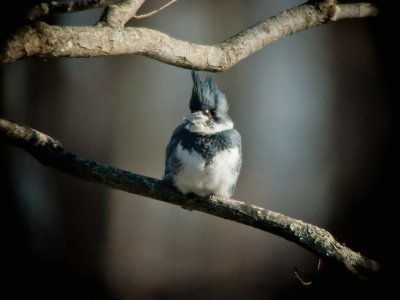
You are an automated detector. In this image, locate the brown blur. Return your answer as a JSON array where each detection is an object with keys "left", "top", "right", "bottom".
[{"left": 1, "top": 1, "right": 394, "bottom": 299}]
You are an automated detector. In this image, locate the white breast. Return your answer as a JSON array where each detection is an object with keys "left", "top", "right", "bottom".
[{"left": 173, "top": 142, "right": 240, "bottom": 197}]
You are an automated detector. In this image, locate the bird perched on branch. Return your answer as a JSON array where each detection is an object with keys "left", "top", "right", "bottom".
[{"left": 163, "top": 71, "right": 242, "bottom": 198}]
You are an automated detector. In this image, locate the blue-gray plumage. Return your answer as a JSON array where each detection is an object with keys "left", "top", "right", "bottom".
[{"left": 163, "top": 71, "right": 242, "bottom": 198}]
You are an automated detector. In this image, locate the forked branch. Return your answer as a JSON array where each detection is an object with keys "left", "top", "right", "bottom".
[{"left": 1, "top": 2, "right": 378, "bottom": 69}]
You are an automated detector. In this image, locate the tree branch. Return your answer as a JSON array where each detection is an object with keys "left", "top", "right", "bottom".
[
  {"left": 27, "top": 0, "right": 121, "bottom": 21},
  {"left": 0, "top": 118, "right": 381, "bottom": 278},
  {"left": 0, "top": 2, "right": 378, "bottom": 69}
]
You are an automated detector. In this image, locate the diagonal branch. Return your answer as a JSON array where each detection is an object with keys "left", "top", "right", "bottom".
[
  {"left": 0, "top": 118, "right": 381, "bottom": 278},
  {"left": 1, "top": 2, "right": 378, "bottom": 69}
]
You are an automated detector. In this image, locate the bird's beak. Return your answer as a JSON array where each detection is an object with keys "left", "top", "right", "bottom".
[{"left": 183, "top": 111, "right": 209, "bottom": 124}]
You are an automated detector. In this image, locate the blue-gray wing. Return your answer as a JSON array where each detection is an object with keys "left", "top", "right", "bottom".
[
  {"left": 163, "top": 123, "right": 186, "bottom": 183},
  {"left": 225, "top": 129, "right": 242, "bottom": 196}
]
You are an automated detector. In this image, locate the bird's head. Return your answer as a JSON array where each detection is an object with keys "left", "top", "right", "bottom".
[{"left": 184, "top": 71, "right": 233, "bottom": 135}]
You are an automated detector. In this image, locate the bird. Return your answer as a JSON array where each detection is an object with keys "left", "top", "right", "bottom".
[{"left": 163, "top": 71, "right": 242, "bottom": 198}]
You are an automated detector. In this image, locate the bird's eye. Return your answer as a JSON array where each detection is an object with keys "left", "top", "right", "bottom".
[{"left": 210, "top": 109, "right": 216, "bottom": 116}]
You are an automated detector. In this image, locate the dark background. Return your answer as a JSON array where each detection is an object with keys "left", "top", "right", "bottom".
[{"left": 1, "top": 1, "right": 395, "bottom": 299}]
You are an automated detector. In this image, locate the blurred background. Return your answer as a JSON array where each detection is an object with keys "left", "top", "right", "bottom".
[{"left": 1, "top": 0, "right": 395, "bottom": 299}]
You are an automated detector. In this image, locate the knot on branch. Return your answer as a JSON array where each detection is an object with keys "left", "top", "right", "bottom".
[{"left": 317, "top": 0, "right": 339, "bottom": 21}]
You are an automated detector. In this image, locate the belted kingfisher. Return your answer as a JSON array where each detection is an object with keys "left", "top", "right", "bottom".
[{"left": 163, "top": 71, "right": 242, "bottom": 198}]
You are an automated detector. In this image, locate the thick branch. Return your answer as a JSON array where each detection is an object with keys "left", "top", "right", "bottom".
[
  {"left": 0, "top": 118, "right": 381, "bottom": 277},
  {"left": 1, "top": 2, "right": 378, "bottom": 70}
]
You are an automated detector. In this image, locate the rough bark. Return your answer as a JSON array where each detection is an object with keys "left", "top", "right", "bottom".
[
  {"left": 1, "top": 2, "right": 378, "bottom": 70},
  {"left": 0, "top": 118, "right": 381, "bottom": 278}
]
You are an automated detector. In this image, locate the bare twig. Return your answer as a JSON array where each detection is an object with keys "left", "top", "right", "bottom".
[
  {"left": 134, "top": 0, "right": 177, "bottom": 19},
  {"left": 98, "top": 0, "right": 147, "bottom": 28},
  {"left": 294, "top": 268, "right": 313, "bottom": 286},
  {"left": 0, "top": 118, "right": 381, "bottom": 278},
  {"left": 1, "top": 2, "right": 378, "bottom": 68},
  {"left": 317, "top": 258, "right": 322, "bottom": 271},
  {"left": 293, "top": 257, "right": 323, "bottom": 285},
  {"left": 27, "top": 0, "right": 121, "bottom": 21}
]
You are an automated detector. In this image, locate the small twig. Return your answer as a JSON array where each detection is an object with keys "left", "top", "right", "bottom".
[
  {"left": 293, "top": 257, "right": 323, "bottom": 285},
  {"left": 294, "top": 268, "right": 313, "bottom": 286},
  {"left": 134, "top": 0, "right": 177, "bottom": 19},
  {"left": 27, "top": 0, "right": 121, "bottom": 21}
]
